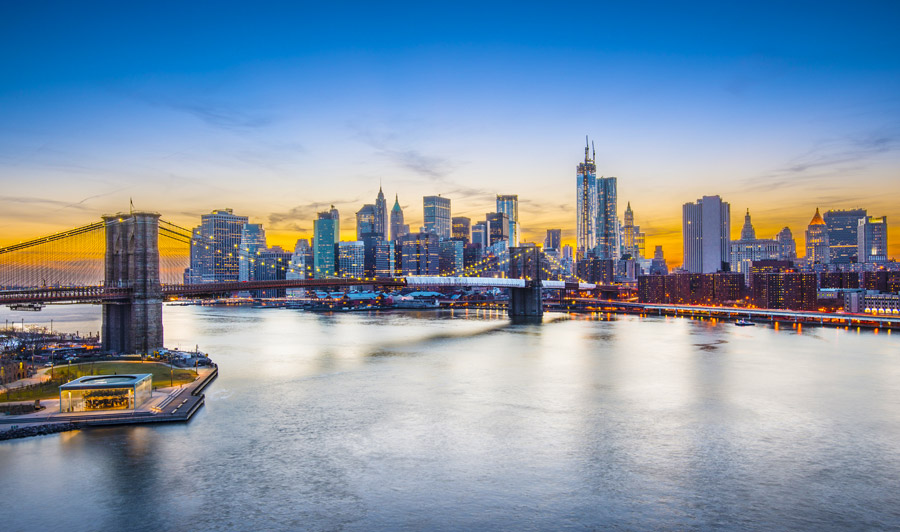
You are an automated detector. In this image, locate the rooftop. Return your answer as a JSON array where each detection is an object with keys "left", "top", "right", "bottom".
[{"left": 60, "top": 374, "right": 152, "bottom": 390}]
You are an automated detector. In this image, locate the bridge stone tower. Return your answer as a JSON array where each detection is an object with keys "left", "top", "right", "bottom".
[
  {"left": 508, "top": 246, "right": 543, "bottom": 318},
  {"left": 101, "top": 212, "right": 164, "bottom": 354}
]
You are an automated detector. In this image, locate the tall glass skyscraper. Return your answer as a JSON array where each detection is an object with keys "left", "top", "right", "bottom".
[
  {"left": 576, "top": 138, "right": 597, "bottom": 259},
  {"left": 356, "top": 204, "right": 376, "bottom": 240},
  {"left": 496, "top": 195, "right": 519, "bottom": 246},
  {"left": 824, "top": 208, "right": 866, "bottom": 264},
  {"left": 238, "top": 223, "right": 267, "bottom": 282},
  {"left": 597, "top": 176, "right": 618, "bottom": 259},
  {"left": 858, "top": 216, "right": 888, "bottom": 263},
  {"left": 313, "top": 206, "right": 339, "bottom": 278},
  {"left": 682, "top": 195, "right": 731, "bottom": 273},
  {"left": 423, "top": 195, "right": 451, "bottom": 239}
]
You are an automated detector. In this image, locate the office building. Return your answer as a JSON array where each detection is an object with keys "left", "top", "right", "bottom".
[
  {"left": 730, "top": 210, "right": 782, "bottom": 280},
  {"left": 805, "top": 208, "right": 829, "bottom": 265},
  {"left": 485, "top": 212, "right": 510, "bottom": 246},
  {"left": 400, "top": 232, "right": 440, "bottom": 275},
  {"left": 313, "top": 206, "right": 340, "bottom": 278},
  {"left": 356, "top": 204, "right": 376, "bottom": 240},
  {"left": 238, "top": 223, "right": 267, "bottom": 282},
  {"left": 650, "top": 246, "right": 668, "bottom": 275},
  {"left": 423, "top": 196, "right": 451, "bottom": 239},
  {"left": 188, "top": 208, "right": 249, "bottom": 283},
  {"left": 251, "top": 246, "right": 293, "bottom": 297},
  {"left": 390, "top": 194, "right": 409, "bottom": 242},
  {"left": 682, "top": 195, "right": 731, "bottom": 273},
  {"left": 620, "top": 202, "right": 644, "bottom": 259},
  {"left": 439, "top": 240, "right": 464, "bottom": 275},
  {"left": 576, "top": 137, "right": 598, "bottom": 259},
  {"left": 544, "top": 229, "right": 561, "bottom": 252},
  {"left": 452, "top": 217, "right": 471, "bottom": 244},
  {"left": 374, "top": 186, "right": 388, "bottom": 238},
  {"left": 472, "top": 222, "right": 488, "bottom": 247},
  {"left": 336, "top": 241, "right": 365, "bottom": 278},
  {"left": 824, "top": 208, "right": 866, "bottom": 263},
  {"left": 496, "top": 195, "right": 519, "bottom": 246},
  {"left": 858, "top": 216, "right": 888, "bottom": 263},
  {"left": 775, "top": 227, "right": 797, "bottom": 261},
  {"left": 286, "top": 239, "right": 313, "bottom": 282},
  {"left": 597, "top": 176, "right": 618, "bottom": 259}
]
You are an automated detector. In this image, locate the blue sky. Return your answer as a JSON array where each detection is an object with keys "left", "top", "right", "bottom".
[{"left": 2, "top": 1, "right": 899, "bottom": 261}]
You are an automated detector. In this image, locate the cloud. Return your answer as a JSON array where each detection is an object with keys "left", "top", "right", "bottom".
[
  {"left": 267, "top": 199, "right": 359, "bottom": 229},
  {"left": 348, "top": 120, "right": 458, "bottom": 182},
  {"left": 130, "top": 90, "right": 274, "bottom": 132},
  {"left": 750, "top": 128, "right": 900, "bottom": 189}
]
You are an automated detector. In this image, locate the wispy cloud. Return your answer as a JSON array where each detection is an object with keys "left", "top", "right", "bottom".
[
  {"left": 267, "top": 199, "right": 359, "bottom": 230},
  {"left": 348, "top": 120, "right": 459, "bottom": 182},
  {"left": 749, "top": 128, "right": 900, "bottom": 190}
]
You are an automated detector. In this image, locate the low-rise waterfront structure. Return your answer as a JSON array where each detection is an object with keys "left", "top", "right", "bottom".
[{"left": 60, "top": 374, "right": 152, "bottom": 413}]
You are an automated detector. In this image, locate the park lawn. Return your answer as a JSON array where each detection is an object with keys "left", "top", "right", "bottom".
[{"left": 1, "top": 361, "right": 197, "bottom": 403}]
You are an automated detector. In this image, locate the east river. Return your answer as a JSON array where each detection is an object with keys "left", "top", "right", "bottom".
[{"left": 1, "top": 305, "right": 899, "bottom": 531}]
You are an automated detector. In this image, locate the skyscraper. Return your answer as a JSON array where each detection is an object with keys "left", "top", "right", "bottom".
[
  {"left": 390, "top": 194, "right": 409, "bottom": 242},
  {"left": 544, "top": 229, "right": 561, "bottom": 251},
  {"left": 356, "top": 204, "right": 376, "bottom": 240},
  {"left": 451, "top": 217, "right": 471, "bottom": 244},
  {"left": 313, "top": 206, "right": 339, "bottom": 278},
  {"left": 858, "top": 216, "right": 888, "bottom": 263},
  {"left": 740, "top": 209, "right": 756, "bottom": 240},
  {"left": 576, "top": 137, "right": 598, "bottom": 259},
  {"left": 824, "top": 208, "right": 867, "bottom": 263},
  {"left": 423, "top": 195, "right": 451, "bottom": 239},
  {"left": 682, "top": 195, "right": 731, "bottom": 273},
  {"left": 597, "top": 176, "right": 618, "bottom": 259},
  {"left": 238, "top": 223, "right": 267, "bottom": 282},
  {"left": 805, "top": 208, "right": 829, "bottom": 265},
  {"left": 287, "top": 239, "right": 313, "bottom": 281},
  {"left": 496, "top": 195, "right": 519, "bottom": 247},
  {"left": 251, "top": 246, "right": 293, "bottom": 298},
  {"left": 776, "top": 227, "right": 797, "bottom": 261},
  {"left": 485, "top": 212, "right": 510, "bottom": 246},
  {"left": 472, "top": 221, "right": 488, "bottom": 247},
  {"left": 336, "top": 241, "right": 365, "bottom": 278},
  {"left": 189, "top": 208, "right": 249, "bottom": 282},
  {"left": 729, "top": 209, "right": 781, "bottom": 279},
  {"left": 621, "top": 202, "right": 640, "bottom": 258},
  {"left": 400, "top": 232, "right": 440, "bottom": 275},
  {"left": 374, "top": 185, "right": 388, "bottom": 238}
]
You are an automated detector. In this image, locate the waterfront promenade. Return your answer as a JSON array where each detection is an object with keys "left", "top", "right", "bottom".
[{"left": 0, "top": 365, "right": 217, "bottom": 438}]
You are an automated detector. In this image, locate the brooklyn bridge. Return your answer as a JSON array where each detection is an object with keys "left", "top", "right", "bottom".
[{"left": 0, "top": 212, "right": 611, "bottom": 354}]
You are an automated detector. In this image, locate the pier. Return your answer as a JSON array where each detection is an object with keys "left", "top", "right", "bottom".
[{"left": 0, "top": 365, "right": 217, "bottom": 440}]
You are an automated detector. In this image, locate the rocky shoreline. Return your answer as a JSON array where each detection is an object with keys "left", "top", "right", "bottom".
[{"left": 0, "top": 422, "right": 83, "bottom": 441}]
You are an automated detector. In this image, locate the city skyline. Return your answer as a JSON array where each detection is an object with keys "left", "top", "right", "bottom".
[{"left": 1, "top": 3, "right": 899, "bottom": 265}]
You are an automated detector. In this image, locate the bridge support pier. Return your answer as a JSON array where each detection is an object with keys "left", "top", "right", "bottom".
[
  {"left": 509, "top": 284, "right": 543, "bottom": 318},
  {"left": 101, "top": 212, "right": 163, "bottom": 354},
  {"left": 508, "top": 246, "right": 543, "bottom": 320}
]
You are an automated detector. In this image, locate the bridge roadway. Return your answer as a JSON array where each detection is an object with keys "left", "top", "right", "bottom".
[
  {"left": 1, "top": 277, "right": 603, "bottom": 305},
  {"left": 558, "top": 298, "right": 900, "bottom": 326}
]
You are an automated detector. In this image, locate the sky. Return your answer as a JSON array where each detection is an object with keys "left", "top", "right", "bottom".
[{"left": 1, "top": 1, "right": 899, "bottom": 265}]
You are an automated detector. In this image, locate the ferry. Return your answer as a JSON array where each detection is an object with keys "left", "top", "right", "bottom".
[{"left": 735, "top": 319, "right": 755, "bottom": 327}]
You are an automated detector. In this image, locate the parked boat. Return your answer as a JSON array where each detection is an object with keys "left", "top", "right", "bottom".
[{"left": 735, "top": 319, "right": 755, "bottom": 326}]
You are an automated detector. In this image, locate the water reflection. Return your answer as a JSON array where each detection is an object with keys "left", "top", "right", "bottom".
[{"left": 1, "top": 306, "right": 899, "bottom": 531}]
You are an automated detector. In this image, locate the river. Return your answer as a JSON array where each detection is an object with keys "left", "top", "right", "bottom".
[{"left": 1, "top": 304, "right": 899, "bottom": 531}]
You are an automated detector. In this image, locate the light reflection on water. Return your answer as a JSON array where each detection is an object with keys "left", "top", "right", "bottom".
[{"left": 1, "top": 305, "right": 899, "bottom": 531}]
